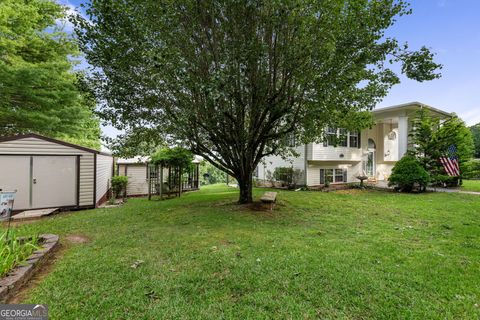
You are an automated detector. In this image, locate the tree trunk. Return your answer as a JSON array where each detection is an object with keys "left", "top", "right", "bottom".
[{"left": 237, "top": 173, "right": 253, "bottom": 204}]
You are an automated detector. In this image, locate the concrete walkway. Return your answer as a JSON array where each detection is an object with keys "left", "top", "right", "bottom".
[
  {"left": 11, "top": 208, "right": 59, "bottom": 220},
  {"left": 374, "top": 181, "right": 480, "bottom": 195},
  {"left": 426, "top": 187, "right": 480, "bottom": 195}
]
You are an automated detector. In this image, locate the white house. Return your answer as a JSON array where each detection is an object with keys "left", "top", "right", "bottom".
[
  {"left": 256, "top": 102, "right": 452, "bottom": 186},
  {"left": 0, "top": 133, "right": 114, "bottom": 211}
]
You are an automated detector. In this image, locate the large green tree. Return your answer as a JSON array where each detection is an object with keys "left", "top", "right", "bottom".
[
  {"left": 0, "top": 0, "right": 101, "bottom": 149},
  {"left": 471, "top": 123, "right": 480, "bottom": 158},
  {"left": 76, "top": 0, "right": 441, "bottom": 203},
  {"left": 409, "top": 109, "right": 474, "bottom": 185}
]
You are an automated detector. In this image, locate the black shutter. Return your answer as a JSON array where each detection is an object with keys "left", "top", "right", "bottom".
[
  {"left": 320, "top": 169, "right": 325, "bottom": 184},
  {"left": 358, "top": 131, "right": 362, "bottom": 149},
  {"left": 343, "top": 169, "right": 348, "bottom": 182}
]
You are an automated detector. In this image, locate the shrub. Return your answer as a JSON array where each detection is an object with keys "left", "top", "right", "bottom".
[
  {"left": 111, "top": 176, "right": 128, "bottom": 198},
  {"left": 273, "top": 167, "right": 304, "bottom": 188},
  {"left": 388, "top": 155, "right": 430, "bottom": 192},
  {"left": 463, "top": 159, "right": 480, "bottom": 179},
  {"left": 273, "top": 167, "right": 293, "bottom": 185}
]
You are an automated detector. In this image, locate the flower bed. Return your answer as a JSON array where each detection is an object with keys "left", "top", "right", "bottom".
[
  {"left": 0, "top": 231, "right": 39, "bottom": 278},
  {"left": 0, "top": 234, "right": 59, "bottom": 303}
]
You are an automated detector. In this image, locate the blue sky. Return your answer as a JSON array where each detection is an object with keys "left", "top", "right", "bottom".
[{"left": 59, "top": 0, "right": 480, "bottom": 138}]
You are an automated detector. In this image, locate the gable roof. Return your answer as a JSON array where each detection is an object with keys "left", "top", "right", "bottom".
[
  {"left": 0, "top": 133, "right": 111, "bottom": 156},
  {"left": 374, "top": 102, "right": 452, "bottom": 118}
]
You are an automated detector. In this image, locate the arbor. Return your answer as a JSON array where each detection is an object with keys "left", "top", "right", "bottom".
[
  {"left": 471, "top": 123, "right": 480, "bottom": 158},
  {"left": 409, "top": 109, "right": 474, "bottom": 185},
  {"left": 150, "top": 147, "right": 195, "bottom": 197},
  {"left": 0, "top": 0, "right": 100, "bottom": 149},
  {"left": 76, "top": 0, "right": 441, "bottom": 203}
]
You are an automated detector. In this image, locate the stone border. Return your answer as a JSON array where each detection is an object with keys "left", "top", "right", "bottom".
[{"left": 0, "top": 234, "right": 59, "bottom": 303}]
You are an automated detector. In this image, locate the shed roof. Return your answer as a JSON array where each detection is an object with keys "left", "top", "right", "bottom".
[
  {"left": 117, "top": 156, "right": 150, "bottom": 164},
  {"left": 0, "top": 133, "right": 112, "bottom": 156}
]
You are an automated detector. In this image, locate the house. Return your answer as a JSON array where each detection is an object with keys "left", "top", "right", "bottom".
[
  {"left": 0, "top": 133, "right": 114, "bottom": 211},
  {"left": 117, "top": 156, "right": 201, "bottom": 197},
  {"left": 256, "top": 102, "right": 452, "bottom": 186}
]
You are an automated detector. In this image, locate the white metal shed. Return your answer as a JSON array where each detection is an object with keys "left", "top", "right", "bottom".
[{"left": 0, "top": 134, "right": 114, "bottom": 211}]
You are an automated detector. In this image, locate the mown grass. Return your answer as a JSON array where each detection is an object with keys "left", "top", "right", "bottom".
[
  {"left": 3, "top": 185, "right": 480, "bottom": 319},
  {"left": 0, "top": 230, "right": 39, "bottom": 277},
  {"left": 462, "top": 179, "right": 480, "bottom": 192}
]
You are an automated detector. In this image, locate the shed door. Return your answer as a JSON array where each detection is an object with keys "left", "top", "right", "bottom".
[
  {"left": 0, "top": 156, "right": 31, "bottom": 210},
  {"left": 32, "top": 156, "right": 77, "bottom": 208}
]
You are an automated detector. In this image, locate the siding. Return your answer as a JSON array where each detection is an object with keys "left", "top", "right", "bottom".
[
  {"left": 309, "top": 144, "right": 362, "bottom": 162},
  {"left": 257, "top": 145, "right": 306, "bottom": 185},
  {"left": 96, "top": 154, "right": 113, "bottom": 204},
  {"left": 307, "top": 161, "right": 362, "bottom": 186},
  {"left": 0, "top": 137, "right": 95, "bottom": 207},
  {"left": 119, "top": 164, "right": 149, "bottom": 196}
]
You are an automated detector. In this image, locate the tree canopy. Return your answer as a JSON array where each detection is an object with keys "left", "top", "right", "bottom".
[
  {"left": 409, "top": 109, "right": 474, "bottom": 185},
  {"left": 76, "top": 0, "right": 441, "bottom": 202},
  {"left": 471, "top": 123, "right": 480, "bottom": 158},
  {"left": 0, "top": 0, "right": 101, "bottom": 149},
  {"left": 151, "top": 147, "right": 194, "bottom": 170}
]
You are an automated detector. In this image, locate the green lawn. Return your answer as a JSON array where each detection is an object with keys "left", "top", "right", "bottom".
[
  {"left": 462, "top": 180, "right": 480, "bottom": 192},
  {"left": 4, "top": 185, "right": 480, "bottom": 319}
]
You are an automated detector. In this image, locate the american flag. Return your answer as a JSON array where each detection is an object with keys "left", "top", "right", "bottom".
[{"left": 440, "top": 145, "right": 460, "bottom": 176}]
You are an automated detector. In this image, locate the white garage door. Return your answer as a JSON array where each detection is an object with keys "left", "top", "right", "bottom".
[
  {"left": 0, "top": 155, "right": 77, "bottom": 210},
  {"left": 0, "top": 156, "right": 31, "bottom": 210}
]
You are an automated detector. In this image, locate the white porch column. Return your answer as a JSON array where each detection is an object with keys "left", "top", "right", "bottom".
[{"left": 398, "top": 116, "right": 409, "bottom": 158}]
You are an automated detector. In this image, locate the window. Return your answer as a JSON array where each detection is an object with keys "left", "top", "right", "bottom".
[
  {"left": 325, "top": 169, "right": 334, "bottom": 183},
  {"left": 325, "top": 127, "right": 337, "bottom": 147},
  {"left": 338, "top": 128, "right": 348, "bottom": 147},
  {"left": 320, "top": 168, "right": 348, "bottom": 184},
  {"left": 324, "top": 128, "right": 359, "bottom": 148},
  {"left": 349, "top": 131, "right": 359, "bottom": 148},
  {"left": 335, "top": 169, "right": 344, "bottom": 182}
]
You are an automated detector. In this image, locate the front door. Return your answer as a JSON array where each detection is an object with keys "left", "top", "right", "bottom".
[
  {"left": 366, "top": 151, "right": 375, "bottom": 177},
  {"left": 365, "top": 138, "right": 376, "bottom": 178}
]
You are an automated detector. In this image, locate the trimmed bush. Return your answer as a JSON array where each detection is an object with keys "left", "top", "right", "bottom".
[
  {"left": 388, "top": 155, "right": 430, "bottom": 192},
  {"left": 111, "top": 176, "right": 128, "bottom": 198}
]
